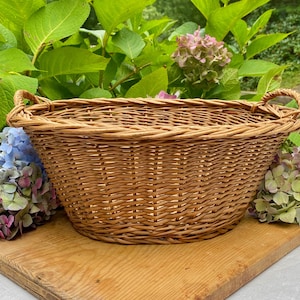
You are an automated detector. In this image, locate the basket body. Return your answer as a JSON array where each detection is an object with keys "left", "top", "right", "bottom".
[{"left": 7, "top": 90, "right": 300, "bottom": 244}]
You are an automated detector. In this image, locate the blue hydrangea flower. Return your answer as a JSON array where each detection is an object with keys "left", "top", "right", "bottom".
[{"left": 0, "top": 127, "right": 44, "bottom": 172}]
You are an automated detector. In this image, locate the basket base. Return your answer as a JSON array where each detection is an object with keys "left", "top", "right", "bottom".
[{"left": 69, "top": 219, "right": 241, "bottom": 245}]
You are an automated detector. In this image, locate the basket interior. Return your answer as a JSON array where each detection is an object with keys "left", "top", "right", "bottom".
[{"left": 28, "top": 100, "right": 279, "bottom": 128}]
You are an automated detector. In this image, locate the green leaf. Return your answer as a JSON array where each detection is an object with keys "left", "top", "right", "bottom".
[
  {"left": 246, "top": 33, "right": 291, "bottom": 59},
  {"left": 255, "top": 65, "right": 286, "bottom": 98},
  {"left": 134, "top": 42, "right": 175, "bottom": 69},
  {"left": 248, "top": 9, "right": 273, "bottom": 41},
  {"left": 125, "top": 67, "right": 168, "bottom": 98},
  {"left": 285, "top": 100, "right": 298, "bottom": 109},
  {"left": 279, "top": 207, "right": 296, "bottom": 224},
  {"left": 80, "top": 88, "right": 112, "bottom": 99},
  {"left": 112, "top": 28, "right": 145, "bottom": 60},
  {"left": 93, "top": 0, "right": 155, "bottom": 36},
  {"left": 139, "top": 17, "right": 176, "bottom": 37},
  {"left": 288, "top": 132, "right": 300, "bottom": 147},
  {"left": 204, "top": 0, "right": 269, "bottom": 41},
  {"left": 248, "top": 65, "right": 286, "bottom": 101},
  {"left": 0, "top": 74, "right": 38, "bottom": 129},
  {"left": 0, "top": 48, "right": 37, "bottom": 73},
  {"left": 231, "top": 19, "right": 248, "bottom": 50},
  {"left": 168, "top": 22, "right": 199, "bottom": 41},
  {"left": 273, "top": 191, "right": 289, "bottom": 205},
  {"left": 24, "top": 0, "right": 90, "bottom": 56},
  {"left": 38, "top": 47, "right": 110, "bottom": 79},
  {"left": 207, "top": 68, "right": 240, "bottom": 100},
  {"left": 238, "top": 60, "right": 279, "bottom": 77},
  {"left": 0, "top": 0, "right": 45, "bottom": 49},
  {"left": 0, "top": 24, "right": 17, "bottom": 50},
  {"left": 80, "top": 28, "right": 106, "bottom": 47},
  {"left": 190, "top": 0, "right": 220, "bottom": 20},
  {"left": 38, "top": 77, "right": 74, "bottom": 100}
]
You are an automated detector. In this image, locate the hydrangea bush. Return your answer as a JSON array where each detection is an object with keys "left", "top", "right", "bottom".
[{"left": 0, "top": 127, "right": 59, "bottom": 240}]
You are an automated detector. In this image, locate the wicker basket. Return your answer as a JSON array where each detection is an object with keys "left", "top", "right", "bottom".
[{"left": 6, "top": 89, "right": 300, "bottom": 244}]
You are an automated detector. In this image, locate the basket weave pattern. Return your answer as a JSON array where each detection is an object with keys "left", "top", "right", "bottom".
[{"left": 7, "top": 89, "right": 300, "bottom": 244}]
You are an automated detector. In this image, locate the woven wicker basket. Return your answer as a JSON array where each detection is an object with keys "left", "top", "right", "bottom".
[{"left": 6, "top": 89, "right": 300, "bottom": 244}]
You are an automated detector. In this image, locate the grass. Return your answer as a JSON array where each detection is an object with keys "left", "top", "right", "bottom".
[{"left": 281, "top": 69, "right": 300, "bottom": 89}]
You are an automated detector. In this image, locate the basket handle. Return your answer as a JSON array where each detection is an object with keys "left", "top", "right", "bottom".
[
  {"left": 13, "top": 90, "right": 54, "bottom": 108},
  {"left": 6, "top": 90, "right": 55, "bottom": 126},
  {"left": 262, "top": 88, "right": 300, "bottom": 104},
  {"left": 261, "top": 89, "right": 300, "bottom": 117}
]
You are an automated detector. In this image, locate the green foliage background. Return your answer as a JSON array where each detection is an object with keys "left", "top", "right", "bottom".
[{"left": 154, "top": 0, "right": 300, "bottom": 89}]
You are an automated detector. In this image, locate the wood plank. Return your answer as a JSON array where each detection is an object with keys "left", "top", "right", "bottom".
[{"left": 1, "top": 210, "right": 300, "bottom": 300}]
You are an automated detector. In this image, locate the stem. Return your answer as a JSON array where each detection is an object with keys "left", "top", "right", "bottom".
[
  {"left": 109, "top": 63, "right": 151, "bottom": 92},
  {"left": 31, "top": 43, "right": 46, "bottom": 66},
  {"left": 98, "top": 32, "right": 109, "bottom": 87},
  {"left": 99, "top": 70, "right": 104, "bottom": 88}
]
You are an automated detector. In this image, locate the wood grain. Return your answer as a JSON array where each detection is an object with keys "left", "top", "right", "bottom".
[{"left": 1, "top": 210, "right": 300, "bottom": 300}]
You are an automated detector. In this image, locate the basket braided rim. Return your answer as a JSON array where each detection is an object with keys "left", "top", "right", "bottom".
[{"left": 6, "top": 88, "right": 300, "bottom": 140}]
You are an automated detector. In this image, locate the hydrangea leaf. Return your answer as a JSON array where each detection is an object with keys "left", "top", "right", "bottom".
[
  {"left": 125, "top": 67, "right": 168, "bottom": 98},
  {"left": 0, "top": 0, "right": 44, "bottom": 50},
  {"left": 38, "top": 47, "right": 110, "bottom": 79},
  {"left": 0, "top": 48, "right": 37, "bottom": 73},
  {"left": 246, "top": 33, "right": 291, "bottom": 60},
  {"left": 0, "top": 24, "right": 17, "bottom": 50},
  {"left": 93, "top": 0, "right": 155, "bottom": 36},
  {"left": 168, "top": 22, "right": 199, "bottom": 41},
  {"left": 24, "top": 0, "right": 90, "bottom": 56},
  {"left": 80, "top": 88, "right": 112, "bottom": 99},
  {"left": 112, "top": 28, "right": 145, "bottom": 60},
  {"left": 0, "top": 74, "right": 38, "bottom": 129}
]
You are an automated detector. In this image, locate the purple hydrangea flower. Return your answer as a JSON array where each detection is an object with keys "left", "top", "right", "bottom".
[{"left": 0, "top": 214, "right": 14, "bottom": 239}]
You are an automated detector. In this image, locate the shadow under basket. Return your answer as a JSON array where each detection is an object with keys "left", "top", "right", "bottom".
[{"left": 7, "top": 89, "right": 300, "bottom": 244}]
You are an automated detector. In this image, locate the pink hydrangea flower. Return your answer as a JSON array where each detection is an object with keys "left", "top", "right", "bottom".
[
  {"left": 172, "top": 28, "right": 232, "bottom": 91},
  {"left": 156, "top": 91, "right": 179, "bottom": 99}
]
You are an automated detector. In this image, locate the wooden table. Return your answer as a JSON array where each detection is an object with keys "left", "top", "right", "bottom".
[{"left": 1, "top": 210, "right": 300, "bottom": 300}]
